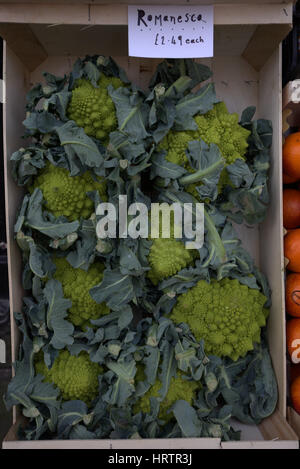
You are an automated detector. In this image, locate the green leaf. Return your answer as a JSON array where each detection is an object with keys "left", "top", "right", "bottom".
[
  {"left": 30, "top": 375, "right": 60, "bottom": 409},
  {"left": 90, "top": 269, "right": 134, "bottom": 311},
  {"left": 143, "top": 347, "right": 160, "bottom": 386},
  {"left": 56, "top": 121, "right": 104, "bottom": 175},
  {"left": 23, "top": 111, "right": 62, "bottom": 134},
  {"left": 174, "top": 341, "right": 197, "bottom": 373},
  {"left": 158, "top": 342, "right": 176, "bottom": 400},
  {"left": 175, "top": 83, "right": 218, "bottom": 128},
  {"left": 118, "top": 244, "right": 144, "bottom": 276},
  {"left": 149, "top": 59, "right": 212, "bottom": 90},
  {"left": 4, "top": 313, "right": 36, "bottom": 409},
  {"left": 83, "top": 61, "right": 100, "bottom": 87},
  {"left": 27, "top": 240, "right": 55, "bottom": 279},
  {"left": 26, "top": 83, "right": 44, "bottom": 111},
  {"left": 161, "top": 190, "right": 227, "bottom": 266},
  {"left": 25, "top": 189, "right": 80, "bottom": 239},
  {"left": 172, "top": 400, "right": 202, "bottom": 437},
  {"left": 117, "top": 305, "right": 133, "bottom": 330},
  {"left": 240, "top": 106, "right": 256, "bottom": 125},
  {"left": 109, "top": 86, "right": 150, "bottom": 142},
  {"left": 66, "top": 219, "right": 97, "bottom": 271},
  {"left": 69, "top": 425, "right": 96, "bottom": 440},
  {"left": 179, "top": 141, "right": 225, "bottom": 201},
  {"left": 57, "top": 401, "right": 89, "bottom": 438},
  {"left": 43, "top": 279, "right": 74, "bottom": 349},
  {"left": 105, "top": 360, "right": 136, "bottom": 406},
  {"left": 150, "top": 151, "right": 187, "bottom": 180},
  {"left": 226, "top": 159, "right": 255, "bottom": 188},
  {"left": 108, "top": 131, "right": 146, "bottom": 162},
  {"left": 11, "top": 146, "right": 46, "bottom": 186},
  {"left": 46, "top": 91, "right": 71, "bottom": 121}
]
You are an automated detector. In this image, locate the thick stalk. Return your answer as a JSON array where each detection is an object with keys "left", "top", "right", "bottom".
[
  {"left": 164, "top": 76, "right": 192, "bottom": 98},
  {"left": 163, "top": 190, "right": 227, "bottom": 265},
  {"left": 179, "top": 158, "right": 224, "bottom": 186},
  {"left": 179, "top": 59, "right": 186, "bottom": 77}
]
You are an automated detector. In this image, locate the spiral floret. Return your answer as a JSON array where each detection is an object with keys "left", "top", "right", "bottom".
[
  {"left": 134, "top": 368, "right": 198, "bottom": 422},
  {"left": 31, "top": 163, "right": 107, "bottom": 221},
  {"left": 67, "top": 75, "right": 123, "bottom": 142},
  {"left": 170, "top": 278, "right": 269, "bottom": 361},
  {"left": 147, "top": 211, "right": 198, "bottom": 285},
  {"left": 158, "top": 102, "right": 251, "bottom": 194},
  {"left": 53, "top": 257, "right": 110, "bottom": 329},
  {"left": 35, "top": 350, "right": 102, "bottom": 405}
]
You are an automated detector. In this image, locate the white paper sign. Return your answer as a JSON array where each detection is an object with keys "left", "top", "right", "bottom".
[{"left": 128, "top": 5, "right": 214, "bottom": 58}]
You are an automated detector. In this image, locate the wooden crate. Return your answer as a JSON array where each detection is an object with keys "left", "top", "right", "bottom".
[{"left": 1, "top": 1, "right": 299, "bottom": 449}]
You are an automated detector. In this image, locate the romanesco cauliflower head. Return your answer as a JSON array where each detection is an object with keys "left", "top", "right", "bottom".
[
  {"left": 35, "top": 350, "right": 101, "bottom": 405},
  {"left": 31, "top": 163, "right": 107, "bottom": 221},
  {"left": 53, "top": 257, "right": 110, "bottom": 329},
  {"left": 134, "top": 366, "right": 198, "bottom": 422},
  {"left": 148, "top": 238, "right": 196, "bottom": 285},
  {"left": 67, "top": 75, "right": 123, "bottom": 142},
  {"left": 147, "top": 211, "right": 198, "bottom": 285},
  {"left": 158, "top": 102, "right": 251, "bottom": 194},
  {"left": 170, "top": 278, "right": 268, "bottom": 361}
]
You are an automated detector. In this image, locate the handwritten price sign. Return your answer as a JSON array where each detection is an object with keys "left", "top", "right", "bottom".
[{"left": 128, "top": 5, "right": 214, "bottom": 58}]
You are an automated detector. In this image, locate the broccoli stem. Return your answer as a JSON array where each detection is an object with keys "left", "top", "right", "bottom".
[
  {"left": 179, "top": 158, "right": 224, "bottom": 185},
  {"left": 162, "top": 190, "right": 227, "bottom": 265},
  {"left": 204, "top": 208, "right": 227, "bottom": 264},
  {"left": 179, "top": 59, "right": 186, "bottom": 77},
  {"left": 164, "top": 76, "right": 192, "bottom": 98}
]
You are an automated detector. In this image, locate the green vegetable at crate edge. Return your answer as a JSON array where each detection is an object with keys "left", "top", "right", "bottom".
[
  {"left": 157, "top": 101, "right": 251, "bottom": 196},
  {"left": 169, "top": 277, "right": 268, "bottom": 361},
  {"left": 147, "top": 211, "right": 199, "bottom": 285},
  {"left": 67, "top": 74, "right": 125, "bottom": 143},
  {"left": 134, "top": 365, "right": 199, "bottom": 422},
  {"left": 53, "top": 256, "right": 110, "bottom": 329},
  {"left": 30, "top": 163, "right": 107, "bottom": 221},
  {"left": 35, "top": 349, "right": 102, "bottom": 405}
]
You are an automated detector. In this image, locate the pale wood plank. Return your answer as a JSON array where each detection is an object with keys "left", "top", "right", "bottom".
[
  {"left": 258, "top": 47, "right": 287, "bottom": 416},
  {"left": 243, "top": 24, "right": 292, "bottom": 72},
  {"left": 0, "top": 3, "right": 293, "bottom": 26},
  {"left": 259, "top": 410, "right": 298, "bottom": 441},
  {"left": 0, "top": 24, "right": 47, "bottom": 72},
  {"left": 287, "top": 407, "right": 300, "bottom": 439},
  {"left": 3, "top": 43, "right": 28, "bottom": 422},
  {"left": 222, "top": 440, "right": 299, "bottom": 449},
  {"left": 3, "top": 419, "right": 221, "bottom": 448},
  {"left": 0, "top": 0, "right": 293, "bottom": 4}
]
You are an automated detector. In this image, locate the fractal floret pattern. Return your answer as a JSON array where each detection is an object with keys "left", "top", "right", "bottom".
[
  {"left": 53, "top": 257, "right": 110, "bottom": 329},
  {"left": 170, "top": 278, "right": 269, "bottom": 361}
]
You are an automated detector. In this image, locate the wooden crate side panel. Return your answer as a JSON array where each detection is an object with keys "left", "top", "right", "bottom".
[
  {"left": 0, "top": 3, "right": 293, "bottom": 25},
  {"left": 29, "top": 56, "right": 159, "bottom": 92},
  {"left": 222, "top": 441, "right": 299, "bottom": 449},
  {"left": 287, "top": 407, "right": 300, "bottom": 439},
  {"left": 243, "top": 24, "right": 292, "bottom": 72},
  {"left": 0, "top": 0, "right": 292, "bottom": 4},
  {"left": 0, "top": 3, "right": 292, "bottom": 74},
  {"left": 2, "top": 419, "right": 221, "bottom": 448},
  {"left": 258, "top": 409, "right": 298, "bottom": 441},
  {"left": 0, "top": 24, "right": 47, "bottom": 73},
  {"left": 3, "top": 44, "right": 28, "bottom": 370},
  {"left": 258, "top": 47, "right": 285, "bottom": 415}
]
